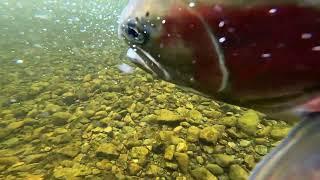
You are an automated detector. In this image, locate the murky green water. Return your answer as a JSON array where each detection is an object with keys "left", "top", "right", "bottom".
[{"left": 0, "top": 0, "right": 293, "bottom": 179}]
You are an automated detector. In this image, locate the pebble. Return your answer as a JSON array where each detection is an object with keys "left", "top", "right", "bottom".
[
  {"left": 96, "top": 143, "right": 119, "bottom": 158},
  {"left": 7, "top": 121, "right": 25, "bottom": 130},
  {"left": 229, "top": 164, "right": 249, "bottom": 180},
  {"left": 164, "top": 145, "right": 175, "bottom": 160},
  {"left": 96, "top": 160, "right": 112, "bottom": 170},
  {"left": 174, "top": 153, "right": 189, "bottom": 173},
  {"left": 191, "top": 167, "right": 217, "bottom": 180},
  {"left": 219, "top": 116, "right": 237, "bottom": 127},
  {"left": 270, "top": 127, "right": 291, "bottom": 140},
  {"left": 154, "top": 109, "right": 183, "bottom": 123},
  {"left": 196, "top": 156, "right": 204, "bottom": 164},
  {"left": 214, "top": 154, "right": 235, "bottom": 167},
  {"left": 187, "top": 126, "right": 200, "bottom": 142},
  {"left": 237, "top": 110, "right": 260, "bottom": 135},
  {"left": 239, "top": 140, "right": 251, "bottom": 147},
  {"left": 58, "top": 144, "right": 80, "bottom": 158},
  {"left": 128, "top": 162, "right": 141, "bottom": 175},
  {"left": 206, "top": 164, "right": 224, "bottom": 175},
  {"left": 0, "top": 157, "right": 20, "bottom": 166},
  {"left": 176, "top": 142, "right": 187, "bottom": 152},
  {"left": 52, "top": 112, "right": 71, "bottom": 126},
  {"left": 199, "top": 127, "right": 221, "bottom": 144},
  {"left": 130, "top": 146, "right": 149, "bottom": 164},
  {"left": 255, "top": 145, "right": 268, "bottom": 155},
  {"left": 165, "top": 162, "right": 178, "bottom": 170}
]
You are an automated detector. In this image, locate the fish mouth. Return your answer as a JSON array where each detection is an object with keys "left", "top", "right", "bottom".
[{"left": 126, "top": 47, "right": 171, "bottom": 81}]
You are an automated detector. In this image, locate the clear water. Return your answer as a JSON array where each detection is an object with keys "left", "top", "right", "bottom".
[{"left": 0, "top": 0, "right": 293, "bottom": 179}]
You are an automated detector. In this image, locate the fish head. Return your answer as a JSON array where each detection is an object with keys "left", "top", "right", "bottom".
[{"left": 118, "top": 0, "right": 224, "bottom": 94}]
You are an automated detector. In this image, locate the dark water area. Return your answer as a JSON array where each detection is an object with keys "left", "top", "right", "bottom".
[{"left": 0, "top": 0, "right": 293, "bottom": 179}]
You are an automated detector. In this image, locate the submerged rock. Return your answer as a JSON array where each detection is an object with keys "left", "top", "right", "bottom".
[
  {"left": 270, "top": 127, "right": 291, "bottom": 140},
  {"left": 206, "top": 164, "right": 224, "bottom": 175},
  {"left": 52, "top": 112, "right": 71, "bottom": 126},
  {"left": 96, "top": 143, "right": 119, "bottom": 158},
  {"left": 191, "top": 167, "right": 217, "bottom": 180},
  {"left": 154, "top": 109, "right": 183, "bottom": 123},
  {"left": 199, "top": 127, "right": 221, "bottom": 144},
  {"left": 174, "top": 152, "right": 189, "bottom": 173},
  {"left": 0, "top": 157, "right": 20, "bottom": 166},
  {"left": 187, "top": 126, "right": 200, "bottom": 142},
  {"left": 164, "top": 145, "right": 175, "bottom": 160},
  {"left": 130, "top": 146, "right": 149, "bottom": 164},
  {"left": 255, "top": 145, "right": 268, "bottom": 155},
  {"left": 229, "top": 164, "right": 249, "bottom": 180},
  {"left": 214, "top": 154, "right": 235, "bottom": 167},
  {"left": 57, "top": 144, "right": 80, "bottom": 158},
  {"left": 237, "top": 110, "right": 260, "bottom": 135},
  {"left": 128, "top": 162, "right": 141, "bottom": 175}
]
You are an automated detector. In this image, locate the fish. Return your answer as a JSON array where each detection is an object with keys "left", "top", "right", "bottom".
[
  {"left": 118, "top": 0, "right": 320, "bottom": 179},
  {"left": 118, "top": 0, "right": 320, "bottom": 121}
]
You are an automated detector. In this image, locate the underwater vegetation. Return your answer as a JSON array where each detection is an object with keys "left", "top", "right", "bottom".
[{"left": 0, "top": 0, "right": 294, "bottom": 179}]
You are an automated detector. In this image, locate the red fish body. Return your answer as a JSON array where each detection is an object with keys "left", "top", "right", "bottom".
[{"left": 119, "top": 1, "right": 320, "bottom": 118}]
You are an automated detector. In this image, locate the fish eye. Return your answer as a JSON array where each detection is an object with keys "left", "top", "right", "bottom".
[{"left": 123, "top": 19, "right": 149, "bottom": 45}]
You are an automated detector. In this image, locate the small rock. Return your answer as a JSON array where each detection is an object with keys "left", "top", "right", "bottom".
[
  {"left": 96, "top": 160, "right": 112, "bottom": 170},
  {"left": 187, "top": 126, "right": 200, "bottom": 142},
  {"left": 270, "top": 127, "right": 291, "bottom": 140},
  {"left": 237, "top": 110, "right": 260, "bottom": 135},
  {"left": 44, "top": 103, "right": 62, "bottom": 114},
  {"left": 62, "top": 92, "right": 77, "bottom": 105},
  {"left": 188, "top": 109, "right": 203, "bottom": 123},
  {"left": 256, "top": 126, "right": 272, "bottom": 137},
  {"left": 214, "top": 154, "right": 235, "bottom": 167},
  {"left": 255, "top": 145, "right": 268, "bottom": 155},
  {"left": 164, "top": 145, "right": 175, "bottom": 160},
  {"left": 128, "top": 162, "right": 141, "bottom": 175},
  {"left": 176, "top": 142, "right": 188, "bottom": 152},
  {"left": 206, "top": 164, "right": 224, "bottom": 175},
  {"left": 58, "top": 144, "right": 80, "bottom": 158},
  {"left": 130, "top": 146, "right": 149, "bottom": 164},
  {"left": 0, "top": 157, "right": 20, "bottom": 166},
  {"left": 196, "top": 156, "right": 205, "bottom": 164},
  {"left": 7, "top": 121, "right": 25, "bottom": 130},
  {"left": 200, "top": 127, "right": 221, "bottom": 144},
  {"left": 53, "top": 163, "right": 91, "bottom": 178},
  {"left": 219, "top": 116, "right": 237, "bottom": 127},
  {"left": 154, "top": 109, "right": 183, "bottom": 123},
  {"left": 255, "top": 138, "right": 269, "bottom": 145},
  {"left": 159, "top": 131, "right": 185, "bottom": 145},
  {"left": 174, "top": 152, "right": 189, "bottom": 173},
  {"left": 165, "top": 162, "right": 178, "bottom": 170},
  {"left": 191, "top": 167, "right": 217, "bottom": 180},
  {"left": 24, "top": 153, "right": 47, "bottom": 163},
  {"left": 52, "top": 112, "right": 71, "bottom": 126},
  {"left": 239, "top": 140, "right": 251, "bottom": 147},
  {"left": 156, "top": 94, "right": 167, "bottom": 103},
  {"left": 2, "top": 137, "right": 20, "bottom": 147},
  {"left": 96, "top": 143, "right": 119, "bottom": 158},
  {"left": 244, "top": 155, "right": 256, "bottom": 169},
  {"left": 229, "top": 164, "right": 249, "bottom": 180},
  {"left": 0, "top": 129, "right": 11, "bottom": 139},
  {"left": 146, "top": 164, "right": 163, "bottom": 176}
]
